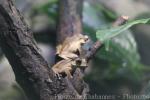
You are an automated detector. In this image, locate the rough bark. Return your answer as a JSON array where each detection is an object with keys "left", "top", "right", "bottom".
[
  {"left": 57, "top": 0, "right": 83, "bottom": 43},
  {"left": 0, "top": 0, "right": 89, "bottom": 100}
]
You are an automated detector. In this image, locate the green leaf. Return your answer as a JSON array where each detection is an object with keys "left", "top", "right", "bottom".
[{"left": 96, "top": 18, "right": 150, "bottom": 42}]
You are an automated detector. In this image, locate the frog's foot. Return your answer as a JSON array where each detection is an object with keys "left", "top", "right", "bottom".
[{"left": 55, "top": 73, "right": 62, "bottom": 80}]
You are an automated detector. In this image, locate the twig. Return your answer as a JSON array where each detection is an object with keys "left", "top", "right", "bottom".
[
  {"left": 86, "top": 41, "right": 102, "bottom": 61},
  {"left": 113, "top": 15, "right": 129, "bottom": 27},
  {"left": 86, "top": 15, "right": 129, "bottom": 61}
]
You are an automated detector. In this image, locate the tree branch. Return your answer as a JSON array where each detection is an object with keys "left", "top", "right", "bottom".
[{"left": 57, "top": 0, "right": 83, "bottom": 43}]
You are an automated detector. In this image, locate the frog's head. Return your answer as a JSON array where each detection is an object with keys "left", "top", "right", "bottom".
[{"left": 79, "top": 35, "right": 89, "bottom": 45}]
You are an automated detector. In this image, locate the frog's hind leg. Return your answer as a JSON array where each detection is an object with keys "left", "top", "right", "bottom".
[{"left": 64, "top": 67, "right": 73, "bottom": 79}]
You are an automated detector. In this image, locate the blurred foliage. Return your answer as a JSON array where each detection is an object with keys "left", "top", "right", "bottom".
[
  {"left": 95, "top": 18, "right": 150, "bottom": 76},
  {"left": 30, "top": 0, "right": 58, "bottom": 24},
  {"left": 82, "top": 1, "right": 150, "bottom": 95},
  {"left": 0, "top": 84, "right": 27, "bottom": 100},
  {"left": 135, "top": 13, "right": 150, "bottom": 20},
  {"left": 1, "top": 0, "right": 150, "bottom": 99},
  {"left": 94, "top": 18, "right": 150, "bottom": 82}
]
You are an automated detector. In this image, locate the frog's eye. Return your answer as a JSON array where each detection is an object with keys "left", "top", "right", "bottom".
[
  {"left": 84, "top": 35, "right": 89, "bottom": 42},
  {"left": 84, "top": 35, "right": 88, "bottom": 39}
]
